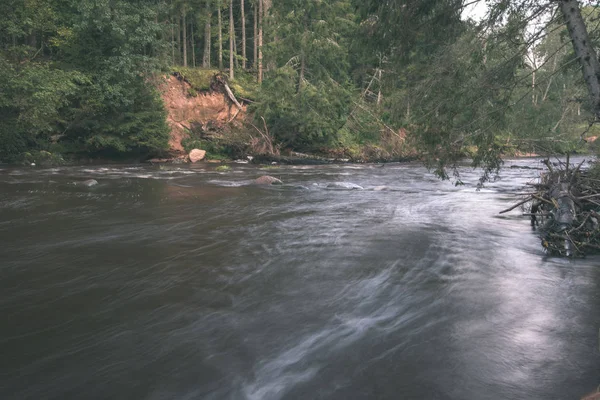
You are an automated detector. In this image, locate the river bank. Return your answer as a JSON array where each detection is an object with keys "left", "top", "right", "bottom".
[{"left": 4, "top": 68, "right": 597, "bottom": 168}]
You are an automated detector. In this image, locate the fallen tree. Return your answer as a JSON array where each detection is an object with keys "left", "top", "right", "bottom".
[{"left": 501, "top": 157, "right": 600, "bottom": 256}]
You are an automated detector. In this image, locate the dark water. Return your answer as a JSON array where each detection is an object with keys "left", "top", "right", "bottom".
[{"left": 1, "top": 159, "right": 599, "bottom": 400}]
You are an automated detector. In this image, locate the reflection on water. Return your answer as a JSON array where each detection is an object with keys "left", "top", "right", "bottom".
[{"left": 0, "top": 160, "right": 599, "bottom": 400}]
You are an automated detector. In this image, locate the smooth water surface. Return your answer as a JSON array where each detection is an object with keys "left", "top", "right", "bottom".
[{"left": 1, "top": 159, "right": 599, "bottom": 399}]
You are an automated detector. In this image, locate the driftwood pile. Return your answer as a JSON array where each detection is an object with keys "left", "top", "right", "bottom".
[{"left": 501, "top": 157, "right": 600, "bottom": 256}]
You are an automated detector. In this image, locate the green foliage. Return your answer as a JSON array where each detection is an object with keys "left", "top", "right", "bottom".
[
  {"left": 215, "top": 165, "right": 231, "bottom": 171},
  {"left": 22, "top": 150, "right": 65, "bottom": 166},
  {"left": 0, "top": 131, "right": 29, "bottom": 163},
  {"left": 0, "top": 0, "right": 168, "bottom": 161},
  {"left": 498, "top": 14, "right": 592, "bottom": 157},
  {"left": 229, "top": 70, "right": 259, "bottom": 100},
  {"left": 62, "top": 0, "right": 170, "bottom": 154},
  {"left": 1, "top": 0, "right": 598, "bottom": 171},
  {"left": 247, "top": 0, "right": 356, "bottom": 150},
  {"left": 173, "top": 67, "right": 257, "bottom": 100},
  {"left": 187, "top": 87, "right": 198, "bottom": 97},
  {"left": 389, "top": 26, "right": 518, "bottom": 179},
  {"left": 339, "top": 100, "right": 388, "bottom": 145},
  {"left": 0, "top": 0, "right": 170, "bottom": 161},
  {"left": 76, "top": 87, "right": 169, "bottom": 154},
  {"left": 0, "top": 54, "right": 83, "bottom": 161},
  {"left": 182, "top": 138, "right": 218, "bottom": 154},
  {"left": 176, "top": 67, "right": 219, "bottom": 91},
  {"left": 181, "top": 136, "right": 235, "bottom": 160},
  {"left": 268, "top": 0, "right": 356, "bottom": 83},
  {"left": 252, "top": 67, "right": 352, "bottom": 150}
]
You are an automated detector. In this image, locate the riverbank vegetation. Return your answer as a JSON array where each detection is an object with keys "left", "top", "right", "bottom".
[{"left": 1, "top": 0, "right": 600, "bottom": 173}]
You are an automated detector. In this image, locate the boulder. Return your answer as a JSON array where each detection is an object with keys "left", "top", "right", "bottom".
[
  {"left": 189, "top": 149, "right": 206, "bottom": 163},
  {"left": 254, "top": 175, "right": 283, "bottom": 185}
]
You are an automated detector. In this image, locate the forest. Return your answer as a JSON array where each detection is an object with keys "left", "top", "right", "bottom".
[{"left": 1, "top": 0, "right": 600, "bottom": 177}]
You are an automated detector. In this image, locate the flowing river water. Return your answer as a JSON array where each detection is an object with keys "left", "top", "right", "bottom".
[{"left": 1, "top": 159, "right": 599, "bottom": 400}]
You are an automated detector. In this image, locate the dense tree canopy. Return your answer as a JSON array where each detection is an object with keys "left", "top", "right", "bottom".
[
  {"left": 0, "top": 0, "right": 599, "bottom": 172},
  {"left": 0, "top": 0, "right": 170, "bottom": 161}
]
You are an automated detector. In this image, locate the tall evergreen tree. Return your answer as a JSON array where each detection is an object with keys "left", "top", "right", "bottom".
[
  {"left": 218, "top": 1, "right": 223, "bottom": 69},
  {"left": 202, "top": 0, "right": 212, "bottom": 67},
  {"left": 241, "top": 0, "right": 246, "bottom": 69},
  {"left": 229, "top": 0, "right": 234, "bottom": 79},
  {"left": 252, "top": 0, "right": 356, "bottom": 148}
]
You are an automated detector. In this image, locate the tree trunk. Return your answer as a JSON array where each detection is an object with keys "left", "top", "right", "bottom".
[
  {"left": 233, "top": 12, "right": 239, "bottom": 69},
  {"left": 229, "top": 0, "right": 235, "bottom": 79},
  {"left": 241, "top": 0, "right": 246, "bottom": 69},
  {"left": 182, "top": 8, "right": 187, "bottom": 67},
  {"left": 191, "top": 18, "right": 196, "bottom": 67},
  {"left": 203, "top": 3, "right": 212, "bottom": 68},
  {"left": 218, "top": 6, "right": 223, "bottom": 69},
  {"left": 559, "top": 0, "right": 600, "bottom": 119},
  {"left": 298, "top": 53, "right": 305, "bottom": 93},
  {"left": 532, "top": 69, "right": 536, "bottom": 105},
  {"left": 542, "top": 54, "right": 559, "bottom": 102},
  {"left": 29, "top": 32, "right": 37, "bottom": 49},
  {"left": 253, "top": 1, "right": 257, "bottom": 69},
  {"left": 377, "top": 69, "right": 383, "bottom": 106},
  {"left": 258, "top": 0, "right": 263, "bottom": 83},
  {"left": 176, "top": 13, "right": 181, "bottom": 65},
  {"left": 171, "top": 13, "right": 175, "bottom": 65}
]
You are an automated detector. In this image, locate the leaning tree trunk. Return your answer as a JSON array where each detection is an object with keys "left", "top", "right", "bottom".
[{"left": 559, "top": 0, "right": 600, "bottom": 119}]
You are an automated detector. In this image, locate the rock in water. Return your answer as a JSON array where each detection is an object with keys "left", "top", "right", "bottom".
[
  {"left": 373, "top": 186, "right": 389, "bottom": 191},
  {"left": 189, "top": 149, "right": 206, "bottom": 163},
  {"left": 326, "top": 182, "right": 363, "bottom": 190},
  {"left": 81, "top": 179, "right": 98, "bottom": 187},
  {"left": 254, "top": 175, "right": 283, "bottom": 185}
]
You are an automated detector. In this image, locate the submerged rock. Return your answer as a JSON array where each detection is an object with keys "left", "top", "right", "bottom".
[
  {"left": 81, "top": 179, "right": 98, "bottom": 187},
  {"left": 373, "top": 186, "right": 390, "bottom": 191},
  {"left": 189, "top": 149, "right": 206, "bottom": 163},
  {"left": 326, "top": 182, "right": 363, "bottom": 190},
  {"left": 254, "top": 175, "right": 283, "bottom": 185}
]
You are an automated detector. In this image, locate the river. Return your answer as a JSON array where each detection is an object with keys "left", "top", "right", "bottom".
[{"left": 1, "top": 159, "right": 599, "bottom": 400}]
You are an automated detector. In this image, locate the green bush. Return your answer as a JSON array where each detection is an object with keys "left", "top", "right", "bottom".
[
  {"left": 229, "top": 70, "right": 259, "bottom": 100},
  {"left": 187, "top": 87, "right": 198, "bottom": 97},
  {"left": 175, "top": 68, "right": 219, "bottom": 91},
  {"left": 22, "top": 150, "right": 65, "bottom": 166},
  {"left": 251, "top": 66, "right": 352, "bottom": 151}
]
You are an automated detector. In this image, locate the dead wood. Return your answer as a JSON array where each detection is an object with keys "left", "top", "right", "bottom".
[{"left": 502, "top": 158, "right": 600, "bottom": 256}]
